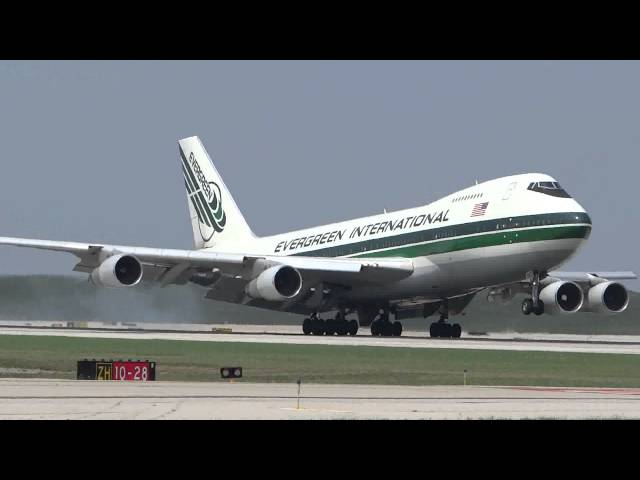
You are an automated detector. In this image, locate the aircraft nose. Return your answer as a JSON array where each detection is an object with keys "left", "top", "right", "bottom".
[{"left": 570, "top": 198, "right": 588, "bottom": 215}]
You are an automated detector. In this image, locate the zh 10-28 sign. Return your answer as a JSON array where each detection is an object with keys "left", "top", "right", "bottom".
[{"left": 77, "top": 359, "right": 156, "bottom": 381}]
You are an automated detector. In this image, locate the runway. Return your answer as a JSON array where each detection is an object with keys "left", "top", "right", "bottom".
[
  {"left": 1, "top": 378, "right": 639, "bottom": 419},
  {"left": 1, "top": 322, "right": 640, "bottom": 354}
]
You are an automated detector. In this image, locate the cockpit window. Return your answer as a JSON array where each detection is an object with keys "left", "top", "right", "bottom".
[{"left": 527, "top": 181, "right": 571, "bottom": 198}]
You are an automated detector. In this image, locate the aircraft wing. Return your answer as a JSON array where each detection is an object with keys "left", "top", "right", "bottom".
[
  {"left": 0, "top": 236, "right": 414, "bottom": 311},
  {"left": 493, "top": 270, "right": 638, "bottom": 290},
  {"left": 485, "top": 269, "right": 637, "bottom": 314},
  {"left": 546, "top": 271, "right": 638, "bottom": 282}
]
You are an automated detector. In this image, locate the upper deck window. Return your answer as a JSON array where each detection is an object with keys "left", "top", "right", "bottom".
[{"left": 527, "top": 181, "right": 571, "bottom": 198}]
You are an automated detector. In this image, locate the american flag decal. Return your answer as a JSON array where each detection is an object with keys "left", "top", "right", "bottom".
[{"left": 471, "top": 202, "right": 489, "bottom": 217}]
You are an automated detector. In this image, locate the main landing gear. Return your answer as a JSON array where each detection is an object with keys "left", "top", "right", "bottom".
[
  {"left": 370, "top": 311, "right": 403, "bottom": 337},
  {"left": 302, "top": 312, "right": 358, "bottom": 336},
  {"left": 429, "top": 301, "right": 462, "bottom": 338},
  {"left": 521, "top": 270, "right": 545, "bottom": 316},
  {"left": 429, "top": 315, "right": 462, "bottom": 339}
]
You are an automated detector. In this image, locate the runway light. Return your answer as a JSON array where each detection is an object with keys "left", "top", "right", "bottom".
[{"left": 220, "top": 367, "right": 242, "bottom": 380}]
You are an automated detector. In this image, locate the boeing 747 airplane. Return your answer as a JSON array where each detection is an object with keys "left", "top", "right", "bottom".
[{"left": 0, "top": 136, "right": 635, "bottom": 338}]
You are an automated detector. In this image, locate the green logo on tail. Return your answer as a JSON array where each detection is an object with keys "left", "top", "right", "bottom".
[{"left": 181, "top": 150, "right": 227, "bottom": 242}]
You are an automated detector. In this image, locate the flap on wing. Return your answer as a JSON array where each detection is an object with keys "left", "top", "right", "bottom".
[
  {"left": 205, "top": 276, "right": 247, "bottom": 303},
  {"left": 548, "top": 271, "right": 638, "bottom": 282},
  {"left": 268, "top": 255, "right": 414, "bottom": 282}
]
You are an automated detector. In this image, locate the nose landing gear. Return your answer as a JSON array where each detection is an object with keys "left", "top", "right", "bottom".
[
  {"left": 521, "top": 298, "right": 544, "bottom": 315},
  {"left": 521, "top": 270, "right": 545, "bottom": 316}
]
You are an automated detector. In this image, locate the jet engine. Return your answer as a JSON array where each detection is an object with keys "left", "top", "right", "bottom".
[
  {"left": 246, "top": 265, "right": 303, "bottom": 302},
  {"left": 586, "top": 281, "right": 629, "bottom": 314},
  {"left": 539, "top": 281, "right": 584, "bottom": 314},
  {"left": 90, "top": 254, "right": 143, "bottom": 288}
]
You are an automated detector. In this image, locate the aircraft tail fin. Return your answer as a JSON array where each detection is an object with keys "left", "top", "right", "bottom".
[{"left": 179, "top": 136, "right": 256, "bottom": 250}]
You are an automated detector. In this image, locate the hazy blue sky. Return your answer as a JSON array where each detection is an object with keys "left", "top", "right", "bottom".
[{"left": 0, "top": 61, "right": 638, "bottom": 289}]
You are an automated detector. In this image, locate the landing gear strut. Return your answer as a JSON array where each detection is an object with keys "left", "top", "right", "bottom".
[
  {"left": 429, "top": 300, "right": 462, "bottom": 338},
  {"left": 370, "top": 310, "right": 403, "bottom": 337},
  {"left": 521, "top": 270, "right": 545, "bottom": 316},
  {"left": 302, "top": 311, "right": 358, "bottom": 336}
]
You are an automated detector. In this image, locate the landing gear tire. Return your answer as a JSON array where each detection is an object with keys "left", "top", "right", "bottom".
[
  {"left": 348, "top": 319, "right": 358, "bottom": 336},
  {"left": 371, "top": 318, "right": 403, "bottom": 337},
  {"left": 302, "top": 318, "right": 312, "bottom": 335},
  {"left": 430, "top": 323, "right": 439, "bottom": 338},
  {"left": 311, "top": 318, "right": 325, "bottom": 336},
  {"left": 442, "top": 324, "right": 453, "bottom": 338},
  {"left": 371, "top": 319, "right": 387, "bottom": 336},
  {"left": 452, "top": 323, "right": 462, "bottom": 338},
  {"left": 371, "top": 320, "right": 380, "bottom": 336},
  {"left": 383, "top": 321, "right": 394, "bottom": 337},
  {"left": 522, "top": 270, "right": 546, "bottom": 317},
  {"left": 429, "top": 321, "right": 461, "bottom": 339},
  {"left": 392, "top": 321, "right": 402, "bottom": 337},
  {"left": 336, "top": 320, "right": 349, "bottom": 336},
  {"left": 323, "top": 318, "right": 335, "bottom": 336},
  {"left": 522, "top": 298, "right": 544, "bottom": 316}
]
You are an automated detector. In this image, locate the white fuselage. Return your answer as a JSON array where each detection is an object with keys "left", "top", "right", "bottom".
[{"left": 208, "top": 173, "right": 591, "bottom": 304}]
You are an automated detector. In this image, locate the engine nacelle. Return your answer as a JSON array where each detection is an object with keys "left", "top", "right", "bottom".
[
  {"left": 539, "top": 281, "right": 584, "bottom": 314},
  {"left": 90, "top": 254, "right": 143, "bottom": 288},
  {"left": 586, "top": 281, "right": 629, "bottom": 314},
  {"left": 245, "top": 265, "right": 302, "bottom": 302}
]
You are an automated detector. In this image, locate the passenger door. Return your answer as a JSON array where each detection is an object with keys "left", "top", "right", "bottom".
[{"left": 502, "top": 182, "right": 517, "bottom": 200}]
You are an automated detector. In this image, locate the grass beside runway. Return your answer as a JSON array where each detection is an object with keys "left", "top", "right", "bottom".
[{"left": 2, "top": 334, "right": 640, "bottom": 387}]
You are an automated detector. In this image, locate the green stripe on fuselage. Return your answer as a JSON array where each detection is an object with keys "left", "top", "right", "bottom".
[
  {"left": 289, "top": 212, "right": 591, "bottom": 259},
  {"left": 353, "top": 225, "right": 590, "bottom": 259}
]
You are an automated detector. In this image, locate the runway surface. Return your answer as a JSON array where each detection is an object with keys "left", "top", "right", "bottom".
[
  {"left": 1, "top": 322, "right": 640, "bottom": 354},
  {"left": 1, "top": 378, "right": 639, "bottom": 419}
]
